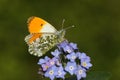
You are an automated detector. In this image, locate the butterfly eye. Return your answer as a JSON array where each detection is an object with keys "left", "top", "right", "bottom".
[{"left": 40, "top": 24, "right": 43, "bottom": 26}]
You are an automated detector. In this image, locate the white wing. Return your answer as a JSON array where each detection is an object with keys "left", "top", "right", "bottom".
[{"left": 40, "top": 23, "right": 57, "bottom": 33}]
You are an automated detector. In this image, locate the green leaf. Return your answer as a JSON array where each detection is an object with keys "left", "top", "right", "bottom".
[{"left": 84, "top": 71, "right": 111, "bottom": 80}]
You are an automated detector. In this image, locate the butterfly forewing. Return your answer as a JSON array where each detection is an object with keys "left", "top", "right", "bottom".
[{"left": 27, "top": 16, "right": 57, "bottom": 34}]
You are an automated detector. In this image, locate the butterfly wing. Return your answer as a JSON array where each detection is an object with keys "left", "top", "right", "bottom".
[
  {"left": 25, "top": 16, "right": 65, "bottom": 57},
  {"left": 27, "top": 16, "right": 57, "bottom": 33},
  {"left": 25, "top": 33, "right": 64, "bottom": 57}
]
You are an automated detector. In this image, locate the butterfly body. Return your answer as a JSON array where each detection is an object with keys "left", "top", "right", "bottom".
[{"left": 25, "top": 16, "right": 66, "bottom": 57}]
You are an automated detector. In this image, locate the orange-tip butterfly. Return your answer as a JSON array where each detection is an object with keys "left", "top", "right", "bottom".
[{"left": 25, "top": 16, "right": 74, "bottom": 57}]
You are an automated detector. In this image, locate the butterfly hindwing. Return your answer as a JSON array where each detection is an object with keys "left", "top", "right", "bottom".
[{"left": 25, "top": 32, "right": 65, "bottom": 57}]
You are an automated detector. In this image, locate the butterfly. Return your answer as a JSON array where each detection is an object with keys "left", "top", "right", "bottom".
[{"left": 25, "top": 16, "right": 67, "bottom": 57}]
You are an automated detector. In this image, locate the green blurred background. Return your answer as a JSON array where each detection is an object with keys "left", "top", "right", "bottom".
[{"left": 0, "top": 0, "right": 120, "bottom": 80}]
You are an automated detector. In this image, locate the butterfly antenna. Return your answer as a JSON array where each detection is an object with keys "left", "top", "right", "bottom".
[
  {"left": 64, "top": 25, "right": 75, "bottom": 31},
  {"left": 61, "top": 19, "right": 65, "bottom": 29}
]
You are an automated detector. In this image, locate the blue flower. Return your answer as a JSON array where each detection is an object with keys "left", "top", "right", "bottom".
[
  {"left": 69, "top": 42, "right": 78, "bottom": 50},
  {"left": 66, "top": 52, "right": 77, "bottom": 62},
  {"left": 57, "top": 40, "right": 69, "bottom": 50},
  {"left": 39, "top": 57, "right": 59, "bottom": 71},
  {"left": 44, "top": 65, "right": 57, "bottom": 80},
  {"left": 76, "top": 52, "right": 82, "bottom": 58},
  {"left": 38, "top": 56, "right": 50, "bottom": 65},
  {"left": 56, "top": 60, "right": 62, "bottom": 66},
  {"left": 57, "top": 40, "right": 74, "bottom": 53},
  {"left": 75, "top": 65, "right": 86, "bottom": 80},
  {"left": 77, "top": 52, "right": 92, "bottom": 69},
  {"left": 51, "top": 49, "right": 61, "bottom": 57},
  {"left": 65, "top": 62, "right": 77, "bottom": 75},
  {"left": 37, "top": 41, "right": 92, "bottom": 80},
  {"left": 56, "top": 66, "right": 66, "bottom": 79},
  {"left": 63, "top": 45, "right": 73, "bottom": 53},
  {"left": 48, "top": 57, "right": 58, "bottom": 67},
  {"left": 77, "top": 52, "right": 90, "bottom": 61},
  {"left": 81, "top": 58, "right": 92, "bottom": 69},
  {"left": 41, "top": 63, "right": 50, "bottom": 71}
]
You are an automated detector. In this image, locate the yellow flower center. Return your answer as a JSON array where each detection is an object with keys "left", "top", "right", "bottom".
[
  {"left": 67, "top": 49, "right": 72, "bottom": 53},
  {"left": 45, "top": 65, "right": 49, "bottom": 69},
  {"left": 79, "top": 70, "right": 83, "bottom": 74},
  {"left": 58, "top": 71, "right": 62, "bottom": 75},
  {"left": 50, "top": 61, "right": 55, "bottom": 65},
  {"left": 72, "top": 56, "right": 76, "bottom": 59},
  {"left": 69, "top": 66, "right": 74, "bottom": 70},
  {"left": 49, "top": 70, "right": 54, "bottom": 75},
  {"left": 82, "top": 62, "right": 87, "bottom": 67}
]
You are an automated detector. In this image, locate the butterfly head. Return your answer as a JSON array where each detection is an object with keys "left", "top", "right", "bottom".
[
  {"left": 56, "top": 29, "right": 66, "bottom": 40},
  {"left": 56, "top": 25, "right": 74, "bottom": 39}
]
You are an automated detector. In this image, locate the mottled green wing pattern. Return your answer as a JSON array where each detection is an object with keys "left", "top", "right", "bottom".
[{"left": 25, "top": 33, "right": 65, "bottom": 57}]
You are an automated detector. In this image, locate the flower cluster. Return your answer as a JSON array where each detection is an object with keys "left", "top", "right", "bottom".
[{"left": 38, "top": 40, "right": 92, "bottom": 80}]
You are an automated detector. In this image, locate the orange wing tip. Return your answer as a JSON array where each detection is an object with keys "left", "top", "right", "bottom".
[
  {"left": 27, "top": 16, "right": 35, "bottom": 25},
  {"left": 27, "top": 16, "right": 47, "bottom": 25},
  {"left": 27, "top": 16, "right": 47, "bottom": 34}
]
